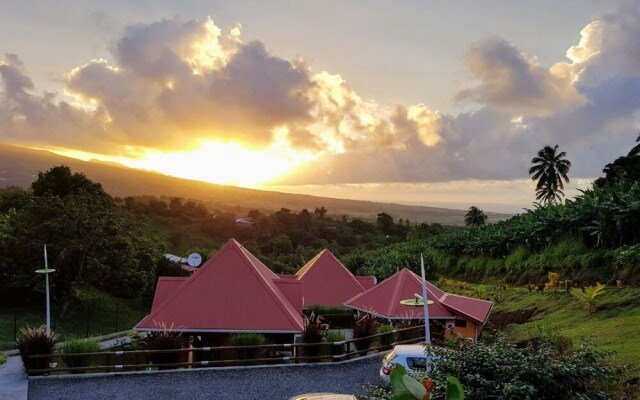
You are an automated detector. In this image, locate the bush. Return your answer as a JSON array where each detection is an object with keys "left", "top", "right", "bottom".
[
  {"left": 353, "top": 312, "right": 379, "bottom": 353},
  {"left": 0, "top": 353, "right": 6, "bottom": 365},
  {"left": 146, "top": 327, "right": 183, "bottom": 368},
  {"left": 230, "top": 333, "right": 266, "bottom": 360},
  {"left": 17, "top": 325, "right": 59, "bottom": 374},
  {"left": 378, "top": 324, "right": 394, "bottom": 347},
  {"left": 426, "top": 335, "right": 620, "bottom": 400},
  {"left": 62, "top": 339, "right": 101, "bottom": 372},
  {"left": 325, "top": 330, "right": 346, "bottom": 356},
  {"left": 302, "top": 312, "right": 326, "bottom": 357}
]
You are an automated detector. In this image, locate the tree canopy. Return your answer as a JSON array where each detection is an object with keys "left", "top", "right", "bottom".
[{"left": 529, "top": 145, "right": 571, "bottom": 204}]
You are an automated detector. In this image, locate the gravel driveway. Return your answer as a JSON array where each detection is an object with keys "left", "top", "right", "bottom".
[{"left": 29, "top": 355, "right": 383, "bottom": 400}]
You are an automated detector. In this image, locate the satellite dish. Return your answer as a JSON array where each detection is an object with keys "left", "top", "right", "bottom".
[{"left": 187, "top": 253, "right": 202, "bottom": 267}]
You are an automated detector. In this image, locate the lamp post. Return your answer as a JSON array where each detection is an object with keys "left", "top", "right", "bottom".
[
  {"left": 35, "top": 244, "right": 55, "bottom": 335},
  {"left": 420, "top": 254, "right": 431, "bottom": 344}
]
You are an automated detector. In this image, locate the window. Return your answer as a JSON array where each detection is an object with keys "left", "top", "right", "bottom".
[
  {"left": 406, "top": 357, "right": 427, "bottom": 370},
  {"left": 455, "top": 319, "right": 467, "bottom": 328}
]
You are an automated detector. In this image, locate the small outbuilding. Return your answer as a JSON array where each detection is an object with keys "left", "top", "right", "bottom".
[{"left": 344, "top": 268, "right": 493, "bottom": 342}]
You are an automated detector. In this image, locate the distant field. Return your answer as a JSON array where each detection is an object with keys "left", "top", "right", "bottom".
[{"left": 0, "top": 144, "right": 510, "bottom": 224}]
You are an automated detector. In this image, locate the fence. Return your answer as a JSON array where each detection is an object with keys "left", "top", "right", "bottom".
[
  {"left": 25, "top": 324, "right": 426, "bottom": 375},
  {"left": 3, "top": 302, "right": 148, "bottom": 346}
]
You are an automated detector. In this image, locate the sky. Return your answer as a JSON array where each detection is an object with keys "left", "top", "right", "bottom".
[{"left": 1, "top": 1, "right": 639, "bottom": 213}]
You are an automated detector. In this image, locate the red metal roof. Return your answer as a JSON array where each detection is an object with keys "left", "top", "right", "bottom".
[
  {"left": 344, "top": 268, "right": 454, "bottom": 319},
  {"left": 355, "top": 276, "right": 376, "bottom": 290},
  {"left": 439, "top": 293, "right": 494, "bottom": 324},
  {"left": 136, "top": 239, "right": 303, "bottom": 333},
  {"left": 150, "top": 277, "right": 188, "bottom": 312},
  {"left": 294, "top": 250, "right": 366, "bottom": 308}
]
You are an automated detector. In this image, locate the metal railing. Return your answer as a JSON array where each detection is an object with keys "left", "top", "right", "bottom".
[{"left": 25, "top": 325, "right": 426, "bottom": 375}]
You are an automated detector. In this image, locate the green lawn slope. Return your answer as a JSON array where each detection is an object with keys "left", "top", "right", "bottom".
[{"left": 491, "top": 286, "right": 640, "bottom": 377}]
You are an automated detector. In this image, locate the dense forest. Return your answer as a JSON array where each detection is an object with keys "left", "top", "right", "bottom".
[{"left": 0, "top": 166, "right": 453, "bottom": 309}]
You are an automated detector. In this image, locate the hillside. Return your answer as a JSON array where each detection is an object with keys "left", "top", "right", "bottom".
[{"left": 0, "top": 144, "right": 508, "bottom": 224}]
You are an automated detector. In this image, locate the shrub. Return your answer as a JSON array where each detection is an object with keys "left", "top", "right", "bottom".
[
  {"left": 17, "top": 325, "right": 59, "bottom": 374},
  {"left": 302, "top": 312, "right": 325, "bottom": 357},
  {"left": 325, "top": 330, "right": 346, "bottom": 356},
  {"left": 425, "top": 335, "right": 619, "bottom": 400},
  {"left": 325, "top": 330, "right": 345, "bottom": 343},
  {"left": 146, "top": 326, "right": 183, "bottom": 368},
  {"left": 0, "top": 353, "right": 6, "bottom": 365},
  {"left": 571, "top": 283, "right": 606, "bottom": 313},
  {"left": 62, "top": 339, "right": 101, "bottom": 372},
  {"left": 230, "top": 333, "right": 266, "bottom": 360},
  {"left": 353, "top": 312, "right": 379, "bottom": 353},
  {"left": 378, "top": 324, "right": 394, "bottom": 347}
]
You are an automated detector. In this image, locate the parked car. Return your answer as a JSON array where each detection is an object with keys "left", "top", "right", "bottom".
[
  {"left": 379, "top": 344, "right": 438, "bottom": 382},
  {"left": 289, "top": 393, "right": 357, "bottom": 400}
]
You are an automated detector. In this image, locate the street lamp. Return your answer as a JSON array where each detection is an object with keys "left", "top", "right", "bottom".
[
  {"left": 35, "top": 244, "right": 55, "bottom": 336},
  {"left": 420, "top": 254, "right": 431, "bottom": 344}
]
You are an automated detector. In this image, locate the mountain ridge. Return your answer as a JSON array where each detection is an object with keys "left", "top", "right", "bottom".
[{"left": 0, "top": 143, "right": 509, "bottom": 224}]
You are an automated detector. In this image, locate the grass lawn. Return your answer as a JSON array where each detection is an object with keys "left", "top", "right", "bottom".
[
  {"left": 492, "top": 286, "right": 640, "bottom": 378},
  {"left": 0, "top": 288, "right": 148, "bottom": 348}
]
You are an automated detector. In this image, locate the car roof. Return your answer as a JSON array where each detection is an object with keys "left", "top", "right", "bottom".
[{"left": 393, "top": 344, "right": 426, "bottom": 356}]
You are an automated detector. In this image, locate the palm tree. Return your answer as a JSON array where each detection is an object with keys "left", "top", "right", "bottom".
[
  {"left": 529, "top": 145, "right": 571, "bottom": 204},
  {"left": 464, "top": 206, "right": 487, "bottom": 227}
]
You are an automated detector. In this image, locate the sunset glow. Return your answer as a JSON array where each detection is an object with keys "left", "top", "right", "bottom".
[{"left": 49, "top": 141, "right": 316, "bottom": 187}]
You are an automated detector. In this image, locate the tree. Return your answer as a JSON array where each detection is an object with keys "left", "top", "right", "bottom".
[
  {"left": 628, "top": 132, "right": 640, "bottom": 156},
  {"left": 0, "top": 167, "right": 162, "bottom": 305},
  {"left": 31, "top": 165, "right": 107, "bottom": 199},
  {"left": 464, "top": 206, "right": 487, "bottom": 228},
  {"left": 594, "top": 134, "right": 640, "bottom": 187},
  {"left": 377, "top": 212, "right": 395, "bottom": 234},
  {"left": 314, "top": 206, "right": 327, "bottom": 219},
  {"left": 529, "top": 145, "right": 571, "bottom": 204}
]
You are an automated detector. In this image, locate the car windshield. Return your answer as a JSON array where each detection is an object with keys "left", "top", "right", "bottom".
[{"left": 383, "top": 350, "right": 397, "bottom": 364}]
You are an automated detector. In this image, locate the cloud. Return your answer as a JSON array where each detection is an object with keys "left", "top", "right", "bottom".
[
  {"left": 1, "top": 4, "right": 640, "bottom": 191},
  {"left": 455, "top": 37, "right": 585, "bottom": 116},
  {"left": 557, "top": 0, "right": 640, "bottom": 86}
]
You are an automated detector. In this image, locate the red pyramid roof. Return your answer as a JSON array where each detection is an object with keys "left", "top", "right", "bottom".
[
  {"left": 344, "top": 268, "right": 454, "bottom": 319},
  {"left": 295, "top": 250, "right": 366, "bottom": 308},
  {"left": 439, "top": 293, "right": 494, "bottom": 324},
  {"left": 136, "top": 239, "right": 303, "bottom": 333},
  {"left": 150, "top": 277, "right": 188, "bottom": 312}
]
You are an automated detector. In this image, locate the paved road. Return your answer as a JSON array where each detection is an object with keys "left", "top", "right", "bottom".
[
  {"left": 29, "top": 356, "right": 383, "bottom": 400},
  {"left": 0, "top": 356, "right": 28, "bottom": 400}
]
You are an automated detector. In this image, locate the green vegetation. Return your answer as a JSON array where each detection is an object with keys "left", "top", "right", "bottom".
[
  {"left": 389, "top": 364, "right": 464, "bottom": 400},
  {"left": 353, "top": 311, "right": 379, "bottom": 352},
  {"left": 426, "top": 335, "right": 617, "bottom": 400},
  {"left": 62, "top": 338, "right": 101, "bottom": 370},
  {"left": 17, "top": 325, "right": 59, "bottom": 373},
  {"left": 529, "top": 144, "right": 572, "bottom": 204},
  {"left": 230, "top": 333, "right": 266, "bottom": 359},
  {"left": 325, "top": 330, "right": 345, "bottom": 343},
  {"left": 463, "top": 206, "right": 487, "bottom": 228},
  {"left": 571, "top": 283, "right": 606, "bottom": 313},
  {"left": 492, "top": 286, "right": 640, "bottom": 380},
  {"left": 0, "top": 286, "right": 147, "bottom": 348},
  {"left": 0, "top": 352, "right": 6, "bottom": 365}
]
